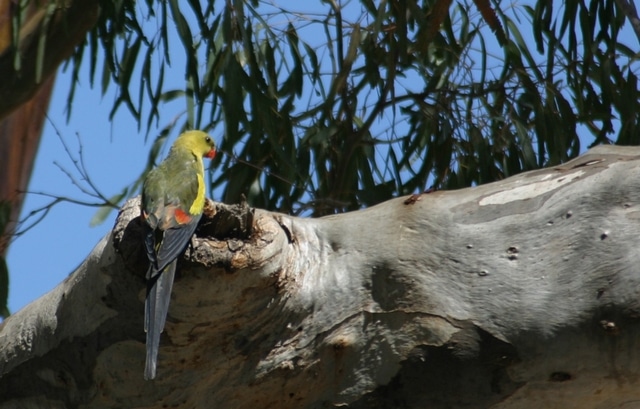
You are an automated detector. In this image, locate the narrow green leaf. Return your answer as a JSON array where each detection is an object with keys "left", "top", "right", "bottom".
[
  {"left": 0, "top": 256, "right": 9, "bottom": 318},
  {"left": 161, "top": 1, "right": 171, "bottom": 64},
  {"left": 159, "top": 89, "right": 186, "bottom": 102},
  {"left": 302, "top": 42, "right": 320, "bottom": 82},
  {"left": 361, "top": 0, "right": 377, "bottom": 15},
  {"left": 0, "top": 201, "right": 10, "bottom": 230},
  {"left": 89, "top": 30, "right": 99, "bottom": 87},
  {"left": 91, "top": 189, "right": 128, "bottom": 228},
  {"left": 146, "top": 63, "right": 165, "bottom": 134},
  {"left": 506, "top": 20, "right": 543, "bottom": 82},
  {"left": 101, "top": 48, "right": 112, "bottom": 96},
  {"left": 89, "top": 206, "right": 115, "bottom": 227},
  {"left": 117, "top": 36, "right": 142, "bottom": 118},
  {"left": 186, "top": 0, "right": 208, "bottom": 35}
]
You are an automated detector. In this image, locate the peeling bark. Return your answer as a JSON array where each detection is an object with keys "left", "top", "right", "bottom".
[{"left": 1, "top": 146, "right": 640, "bottom": 408}]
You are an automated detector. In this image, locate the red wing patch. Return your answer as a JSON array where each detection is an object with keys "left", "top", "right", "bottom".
[{"left": 174, "top": 208, "right": 193, "bottom": 224}]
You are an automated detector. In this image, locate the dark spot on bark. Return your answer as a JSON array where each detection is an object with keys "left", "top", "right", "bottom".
[
  {"left": 227, "top": 239, "right": 243, "bottom": 252},
  {"left": 349, "top": 326, "right": 521, "bottom": 408},
  {"left": 549, "top": 372, "right": 572, "bottom": 382},
  {"left": 198, "top": 199, "right": 254, "bottom": 240},
  {"left": 234, "top": 335, "right": 249, "bottom": 351},
  {"left": 371, "top": 264, "right": 405, "bottom": 311},
  {"left": 277, "top": 217, "right": 294, "bottom": 244},
  {"left": 404, "top": 194, "right": 422, "bottom": 205},
  {"left": 600, "top": 320, "right": 619, "bottom": 335}
]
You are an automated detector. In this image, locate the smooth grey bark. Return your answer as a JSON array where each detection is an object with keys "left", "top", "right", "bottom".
[{"left": 1, "top": 145, "right": 640, "bottom": 408}]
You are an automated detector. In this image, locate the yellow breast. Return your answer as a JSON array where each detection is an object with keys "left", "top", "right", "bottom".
[{"left": 189, "top": 173, "right": 206, "bottom": 215}]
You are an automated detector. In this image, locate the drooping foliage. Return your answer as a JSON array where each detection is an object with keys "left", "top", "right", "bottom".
[{"left": 70, "top": 0, "right": 639, "bottom": 216}]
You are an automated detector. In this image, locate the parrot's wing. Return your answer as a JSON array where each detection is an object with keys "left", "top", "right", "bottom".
[
  {"left": 144, "top": 259, "right": 177, "bottom": 380},
  {"left": 143, "top": 224, "right": 160, "bottom": 270},
  {"left": 151, "top": 217, "right": 200, "bottom": 273}
]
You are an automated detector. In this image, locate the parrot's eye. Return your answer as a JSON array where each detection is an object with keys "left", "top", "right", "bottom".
[{"left": 205, "top": 136, "right": 211, "bottom": 143}]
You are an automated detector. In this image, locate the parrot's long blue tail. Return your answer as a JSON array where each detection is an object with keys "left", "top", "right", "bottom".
[{"left": 144, "top": 260, "right": 177, "bottom": 380}]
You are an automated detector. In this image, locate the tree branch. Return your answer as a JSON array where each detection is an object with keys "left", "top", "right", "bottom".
[{"left": 1, "top": 146, "right": 640, "bottom": 408}]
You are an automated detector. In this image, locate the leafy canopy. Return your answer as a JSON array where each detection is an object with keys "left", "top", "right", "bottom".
[{"left": 70, "top": 0, "right": 640, "bottom": 217}]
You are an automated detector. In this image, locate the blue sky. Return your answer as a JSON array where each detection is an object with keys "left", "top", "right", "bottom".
[{"left": 5, "top": 2, "right": 638, "bottom": 315}]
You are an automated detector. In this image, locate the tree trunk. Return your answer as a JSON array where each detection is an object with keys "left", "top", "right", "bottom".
[
  {"left": 1, "top": 145, "right": 639, "bottom": 409},
  {"left": 0, "top": 75, "right": 55, "bottom": 257}
]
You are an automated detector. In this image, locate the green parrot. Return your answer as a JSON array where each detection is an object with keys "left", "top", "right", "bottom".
[{"left": 141, "top": 130, "right": 216, "bottom": 380}]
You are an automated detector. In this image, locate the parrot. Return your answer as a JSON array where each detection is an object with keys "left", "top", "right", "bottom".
[{"left": 140, "top": 130, "right": 216, "bottom": 380}]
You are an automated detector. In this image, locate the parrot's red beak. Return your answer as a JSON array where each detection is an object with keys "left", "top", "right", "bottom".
[{"left": 206, "top": 148, "right": 216, "bottom": 159}]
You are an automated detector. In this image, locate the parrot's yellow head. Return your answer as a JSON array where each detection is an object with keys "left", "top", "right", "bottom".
[{"left": 173, "top": 130, "right": 216, "bottom": 159}]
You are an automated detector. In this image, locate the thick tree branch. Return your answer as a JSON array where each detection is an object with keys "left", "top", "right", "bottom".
[{"left": 1, "top": 146, "right": 640, "bottom": 408}]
